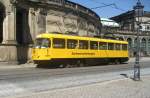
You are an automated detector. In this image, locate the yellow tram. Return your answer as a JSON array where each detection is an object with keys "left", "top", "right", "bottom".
[{"left": 32, "top": 33, "right": 129, "bottom": 67}]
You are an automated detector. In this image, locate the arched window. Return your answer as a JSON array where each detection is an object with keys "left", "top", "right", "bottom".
[
  {"left": 134, "top": 38, "right": 137, "bottom": 48},
  {"left": 119, "top": 37, "right": 124, "bottom": 41},
  {"left": 148, "top": 39, "right": 150, "bottom": 52},
  {"left": 141, "top": 38, "right": 146, "bottom": 51},
  {"left": 127, "top": 38, "right": 132, "bottom": 49}
]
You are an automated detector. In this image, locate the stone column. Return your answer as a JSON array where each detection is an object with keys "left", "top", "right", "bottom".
[
  {"left": 3, "top": 4, "right": 17, "bottom": 44},
  {"left": 0, "top": 4, "right": 18, "bottom": 63},
  {"left": 29, "top": 8, "right": 36, "bottom": 40},
  {"left": 29, "top": 8, "right": 47, "bottom": 37}
]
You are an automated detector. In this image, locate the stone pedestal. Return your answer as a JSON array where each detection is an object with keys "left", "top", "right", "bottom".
[{"left": 0, "top": 45, "right": 18, "bottom": 64}]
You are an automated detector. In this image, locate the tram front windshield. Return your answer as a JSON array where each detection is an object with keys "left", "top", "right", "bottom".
[{"left": 34, "top": 38, "right": 50, "bottom": 48}]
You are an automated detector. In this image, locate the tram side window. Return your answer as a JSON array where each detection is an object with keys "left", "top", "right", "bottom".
[
  {"left": 67, "top": 39, "right": 78, "bottom": 49},
  {"left": 34, "top": 38, "right": 50, "bottom": 48},
  {"left": 108, "top": 43, "right": 114, "bottom": 50},
  {"left": 79, "top": 40, "right": 88, "bottom": 49},
  {"left": 115, "top": 44, "right": 121, "bottom": 50},
  {"left": 90, "top": 41, "right": 98, "bottom": 50},
  {"left": 53, "top": 38, "right": 65, "bottom": 48},
  {"left": 122, "top": 44, "right": 127, "bottom": 50},
  {"left": 99, "top": 42, "right": 107, "bottom": 50}
]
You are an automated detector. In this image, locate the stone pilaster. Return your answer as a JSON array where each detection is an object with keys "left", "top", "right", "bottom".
[
  {"left": 36, "top": 8, "right": 46, "bottom": 34},
  {"left": 3, "top": 4, "right": 17, "bottom": 44},
  {"left": 29, "top": 8, "right": 47, "bottom": 38},
  {"left": 0, "top": 4, "right": 18, "bottom": 63},
  {"left": 28, "top": 8, "right": 36, "bottom": 40}
]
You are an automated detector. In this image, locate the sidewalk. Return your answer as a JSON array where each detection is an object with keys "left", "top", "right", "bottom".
[
  {"left": 0, "top": 62, "right": 36, "bottom": 69},
  {"left": 6, "top": 75, "right": 150, "bottom": 98},
  {"left": 129, "top": 57, "right": 150, "bottom": 63}
]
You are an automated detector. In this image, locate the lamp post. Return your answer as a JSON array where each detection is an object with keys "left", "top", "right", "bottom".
[{"left": 133, "top": 0, "right": 144, "bottom": 81}]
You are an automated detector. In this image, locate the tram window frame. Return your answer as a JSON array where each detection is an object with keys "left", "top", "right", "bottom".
[
  {"left": 34, "top": 38, "right": 50, "bottom": 48},
  {"left": 122, "top": 44, "right": 128, "bottom": 50},
  {"left": 79, "top": 40, "right": 89, "bottom": 49},
  {"left": 115, "top": 43, "right": 121, "bottom": 50},
  {"left": 67, "top": 39, "right": 78, "bottom": 49},
  {"left": 99, "top": 42, "right": 107, "bottom": 50},
  {"left": 108, "top": 43, "right": 114, "bottom": 50},
  {"left": 53, "top": 38, "right": 65, "bottom": 49},
  {"left": 90, "top": 41, "right": 98, "bottom": 50}
]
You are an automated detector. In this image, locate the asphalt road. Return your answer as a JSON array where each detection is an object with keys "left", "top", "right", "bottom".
[{"left": 0, "top": 57, "right": 150, "bottom": 98}]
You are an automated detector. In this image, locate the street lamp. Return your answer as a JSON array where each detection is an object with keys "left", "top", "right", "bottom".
[{"left": 133, "top": 0, "right": 144, "bottom": 81}]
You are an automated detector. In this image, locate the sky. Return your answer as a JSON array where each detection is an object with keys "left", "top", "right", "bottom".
[{"left": 70, "top": 0, "right": 150, "bottom": 18}]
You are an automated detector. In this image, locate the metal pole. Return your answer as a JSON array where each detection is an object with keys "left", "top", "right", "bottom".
[
  {"left": 133, "top": 16, "right": 140, "bottom": 81},
  {"left": 133, "top": 0, "right": 144, "bottom": 81}
]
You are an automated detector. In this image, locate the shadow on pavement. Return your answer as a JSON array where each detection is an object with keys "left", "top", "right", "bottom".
[{"left": 120, "top": 73, "right": 129, "bottom": 78}]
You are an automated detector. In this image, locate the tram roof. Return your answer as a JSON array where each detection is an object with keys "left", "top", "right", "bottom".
[{"left": 36, "top": 33, "right": 128, "bottom": 44}]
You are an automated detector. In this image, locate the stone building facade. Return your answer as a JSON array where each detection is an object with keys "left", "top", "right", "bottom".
[
  {"left": 0, "top": 0, "right": 101, "bottom": 63},
  {"left": 0, "top": 0, "right": 149, "bottom": 64},
  {"left": 110, "top": 4, "right": 150, "bottom": 56},
  {"left": 111, "top": 11, "right": 150, "bottom": 32},
  {"left": 102, "top": 30, "right": 150, "bottom": 57}
]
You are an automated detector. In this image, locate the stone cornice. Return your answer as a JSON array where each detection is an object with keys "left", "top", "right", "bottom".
[{"left": 26, "top": 0, "right": 100, "bottom": 20}]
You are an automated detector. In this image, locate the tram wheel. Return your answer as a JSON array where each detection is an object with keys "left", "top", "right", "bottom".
[
  {"left": 114, "top": 59, "right": 120, "bottom": 64},
  {"left": 77, "top": 60, "right": 84, "bottom": 67}
]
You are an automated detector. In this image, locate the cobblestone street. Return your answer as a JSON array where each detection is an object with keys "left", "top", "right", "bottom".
[
  {"left": 6, "top": 75, "right": 150, "bottom": 98},
  {"left": 0, "top": 57, "right": 149, "bottom": 98}
]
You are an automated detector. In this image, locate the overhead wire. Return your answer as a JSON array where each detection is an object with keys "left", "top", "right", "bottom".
[
  {"left": 90, "top": 0, "right": 125, "bottom": 11},
  {"left": 91, "top": 3, "right": 115, "bottom": 9}
]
